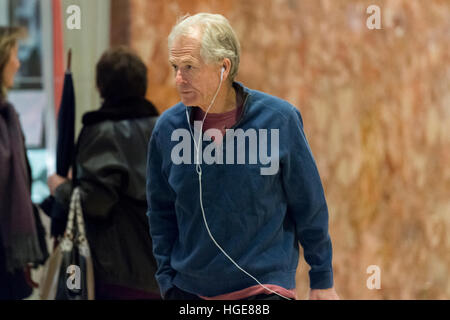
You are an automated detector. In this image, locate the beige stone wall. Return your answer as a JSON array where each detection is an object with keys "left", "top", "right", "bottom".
[{"left": 118, "top": 0, "right": 450, "bottom": 299}]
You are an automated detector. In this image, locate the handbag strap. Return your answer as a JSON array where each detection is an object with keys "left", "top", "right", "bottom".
[
  {"left": 63, "top": 187, "right": 87, "bottom": 242},
  {"left": 64, "top": 187, "right": 79, "bottom": 241},
  {"left": 73, "top": 188, "right": 88, "bottom": 245}
]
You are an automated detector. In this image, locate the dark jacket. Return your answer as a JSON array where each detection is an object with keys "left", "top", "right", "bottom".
[
  {"left": 0, "top": 100, "right": 48, "bottom": 300},
  {"left": 54, "top": 96, "right": 159, "bottom": 294},
  {"left": 0, "top": 141, "right": 34, "bottom": 299}
]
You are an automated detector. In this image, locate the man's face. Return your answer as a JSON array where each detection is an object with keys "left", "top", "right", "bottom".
[{"left": 169, "top": 35, "right": 221, "bottom": 109}]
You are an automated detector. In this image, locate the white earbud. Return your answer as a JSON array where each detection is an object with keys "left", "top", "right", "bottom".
[{"left": 221, "top": 67, "right": 225, "bottom": 81}]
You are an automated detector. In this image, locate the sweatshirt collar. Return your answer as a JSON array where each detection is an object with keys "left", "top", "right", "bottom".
[{"left": 186, "top": 81, "right": 251, "bottom": 127}]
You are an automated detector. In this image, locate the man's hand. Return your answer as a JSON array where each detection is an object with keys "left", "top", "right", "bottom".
[{"left": 308, "top": 287, "right": 340, "bottom": 300}]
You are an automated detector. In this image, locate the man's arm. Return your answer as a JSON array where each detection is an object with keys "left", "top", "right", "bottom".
[
  {"left": 281, "top": 106, "right": 337, "bottom": 298},
  {"left": 146, "top": 129, "right": 178, "bottom": 299}
]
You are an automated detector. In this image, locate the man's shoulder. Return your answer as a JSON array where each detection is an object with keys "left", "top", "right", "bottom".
[
  {"left": 247, "top": 87, "right": 300, "bottom": 122},
  {"left": 153, "top": 102, "right": 186, "bottom": 133}
]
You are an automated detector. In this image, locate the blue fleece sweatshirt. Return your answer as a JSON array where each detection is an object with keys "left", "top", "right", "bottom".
[{"left": 146, "top": 82, "right": 333, "bottom": 297}]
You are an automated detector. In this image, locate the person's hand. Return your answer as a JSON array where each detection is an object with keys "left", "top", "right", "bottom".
[
  {"left": 308, "top": 287, "right": 340, "bottom": 300},
  {"left": 47, "top": 174, "right": 68, "bottom": 196},
  {"left": 24, "top": 264, "right": 39, "bottom": 289}
]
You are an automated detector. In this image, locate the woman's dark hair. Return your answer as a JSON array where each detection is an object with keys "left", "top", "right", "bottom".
[{"left": 96, "top": 46, "right": 148, "bottom": 100}]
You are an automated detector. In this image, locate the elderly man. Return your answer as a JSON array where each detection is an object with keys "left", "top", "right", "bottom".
[{"left": 146, "top": 13, "right": 338, "bottom": 300}]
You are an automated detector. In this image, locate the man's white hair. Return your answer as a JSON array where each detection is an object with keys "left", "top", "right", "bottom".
[{"left": 168, "top": 13, "right": 241, "bottom": 82}]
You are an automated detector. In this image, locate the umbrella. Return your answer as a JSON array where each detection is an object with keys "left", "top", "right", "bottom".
[
  {"left": 39, "top": 50, "right": 75, "bottom": 238},
  {"left": 56, "top": 49, "right": 75, "bottom": 177}
]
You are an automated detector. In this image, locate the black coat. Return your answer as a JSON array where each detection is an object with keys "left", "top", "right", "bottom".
[
  {"left": 0, "top": 100, "right": 48, "bottom": 300},
  {"left": 54, "top": 96, "right": 160, "bottom": 294}
]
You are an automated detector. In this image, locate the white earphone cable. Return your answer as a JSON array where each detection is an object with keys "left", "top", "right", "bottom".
[{"left": 185, "top": 69, "right": 291, "bottom": 300}]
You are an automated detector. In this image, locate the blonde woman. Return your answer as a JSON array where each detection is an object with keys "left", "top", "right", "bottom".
[{"left": 0, "top": 26, "right": 45, "bottom": 300}]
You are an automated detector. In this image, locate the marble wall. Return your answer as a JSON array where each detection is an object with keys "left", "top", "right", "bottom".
[{"left": 113, "top": 0, "right": 450, "bottom": 299}]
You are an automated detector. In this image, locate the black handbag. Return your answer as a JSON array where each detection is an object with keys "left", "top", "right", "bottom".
[
  {"left": 39, "top": 187, "right": 95, "bottom": 300},
  {"left": 32, "top": 205, "right": 50, "bottom": 266}
]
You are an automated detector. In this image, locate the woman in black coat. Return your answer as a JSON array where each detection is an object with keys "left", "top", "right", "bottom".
[
  {"left": 48, "top": 47, "right": 160, "bottom": 299},
  {"left": 0, "top": 27, "right": 46, "bottom": 300}
]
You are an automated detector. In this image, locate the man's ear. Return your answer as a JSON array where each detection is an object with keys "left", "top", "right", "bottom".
[{"left": 221, "top": 58, "right": 232, "bottom": 81}]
